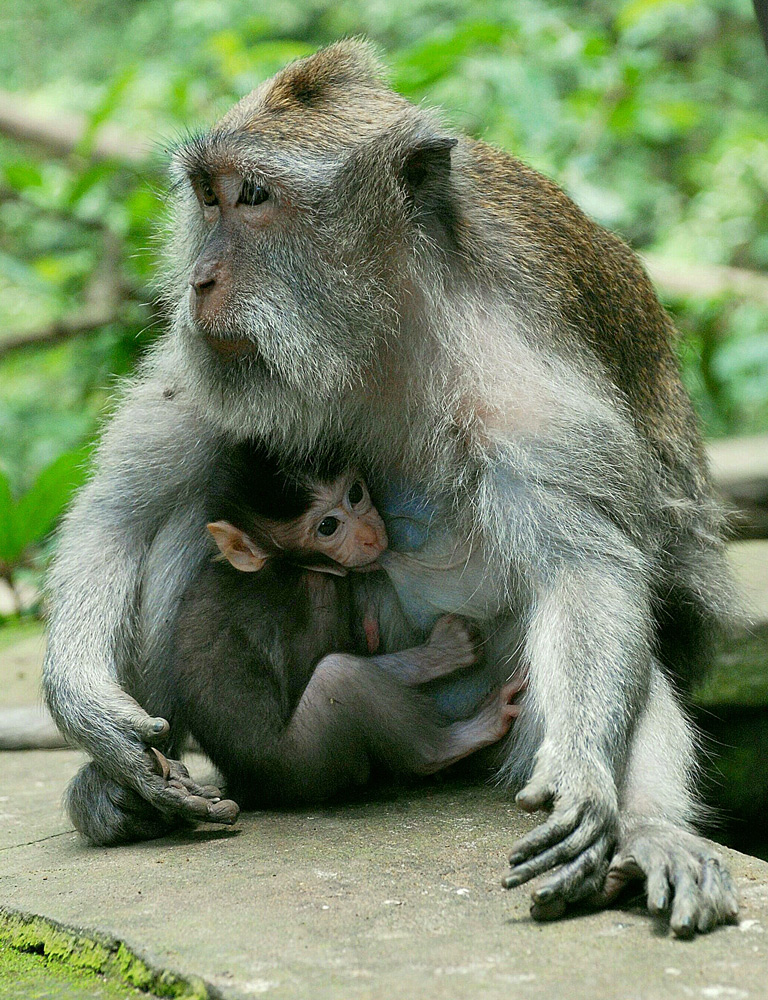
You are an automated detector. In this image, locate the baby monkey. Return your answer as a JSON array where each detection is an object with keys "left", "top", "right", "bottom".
[
  {"left": 207, "top": 468, "right": 388, "bottom": 579},
  {"left": 168, "top": 444, "right": 522, "bottom": 807}
]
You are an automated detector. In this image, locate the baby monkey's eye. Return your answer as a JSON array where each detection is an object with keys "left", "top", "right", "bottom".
[
  {"left": 347, "top": 482, "right": 364, "bottom": 506},
  {"left": 238, "top": 180, "right": 269, "bottom": 206},
  {"left": 317, "top": 517, "right": 339, "bottom": 537},
  {"left": 199, "top": 179, "right": 218, "bottom": 207}
]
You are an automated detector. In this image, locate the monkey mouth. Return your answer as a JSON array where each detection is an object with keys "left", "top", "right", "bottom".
[{"left": 203, "top": 334, "right": 258, "bottom": 358}]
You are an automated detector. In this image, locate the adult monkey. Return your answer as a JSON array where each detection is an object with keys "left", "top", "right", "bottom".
[{"left": 43, "top": 41, "right": 738, "bottom": 936}]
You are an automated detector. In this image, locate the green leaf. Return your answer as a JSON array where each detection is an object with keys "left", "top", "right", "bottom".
[
  {"left": 3, "top": 160, "right": 44, "bottom": 191},
  {"left": 65, "top": 161, "right": 118, "bottom": 208},
  {"left": 75, "top": 66, "right": 136, "bottom": 161},
  {"left": 13, "top": 446, "right": 92, "bottom": 557},
  {"left": 617, "top": 0, "right": 695, "bottom": 32}
]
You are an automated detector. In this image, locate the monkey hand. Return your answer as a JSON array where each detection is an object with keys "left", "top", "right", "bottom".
[
  {"left": 502, "top": 761, "right": 619, "bottom": 918},
  {"left": 590, "top": 821, "right": 739, "bottom": 937},
  {"left": 145, "top": 748, "right": 240, "bottom": 827}
]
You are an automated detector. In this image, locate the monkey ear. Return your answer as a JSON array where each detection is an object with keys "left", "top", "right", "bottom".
[
  {"left": 207, "top": 521, "right": 269, "bottom": 573},
  {"left": 401, "top": 137, "right": 458, "bottom": 193}
]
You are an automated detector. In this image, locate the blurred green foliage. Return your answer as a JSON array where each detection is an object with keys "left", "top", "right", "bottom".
[{"left": 0, "top": 0, "right": 766, "bottom": 524}]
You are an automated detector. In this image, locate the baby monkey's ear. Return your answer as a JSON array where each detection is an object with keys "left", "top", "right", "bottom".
[{"left": 207, "top": 521, "right": 269, "bottom": 572}]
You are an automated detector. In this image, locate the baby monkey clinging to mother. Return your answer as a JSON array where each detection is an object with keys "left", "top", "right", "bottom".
[
  {"left": 45, "top": 40, "right": 738, "bottom": 936},
  {"left": 166, "top": 442, "right": 522, "bottom": 809}
]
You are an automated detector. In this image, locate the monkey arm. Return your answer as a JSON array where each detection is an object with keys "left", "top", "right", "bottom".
[
  {"left": 501, "top": 547, "right": 652, "bottom": 898},
  {"left": 43, "top": 361, "right": 230, "bottom": 829},
  {"left": 472, "top": 433, "right": 656, "bottom": 904}
]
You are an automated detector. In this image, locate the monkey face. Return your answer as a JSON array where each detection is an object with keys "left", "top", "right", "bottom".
[
  {"left": 163, "top": 43, "right": 459, "bottom": 426},
  {"left": 277, "top": 472, "right": 388, "bottom": 570},
  {"left": 306, "top": 474, "right": 389, "bottom": 569}
]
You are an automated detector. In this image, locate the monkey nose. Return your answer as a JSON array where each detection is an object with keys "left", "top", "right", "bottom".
[
  {"left": 359, "top": 524, "right": 378, "bottom": 546},
  {"left": 190, "top": 261, "right": 220, "bottom": 296}
]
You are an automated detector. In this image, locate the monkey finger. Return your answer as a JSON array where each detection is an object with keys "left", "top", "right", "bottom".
[
  {"left": 157, "top": 787, "right": 216, "bottom": 820},
  {"left": 198, "top": 784, "right": 226, "bottom": 799},
  {"left": 506, "top": 826, "right": 610, "bottom": 893},
  {"left": 133, "top": 715, "right": 170, "bottom": 744},
  {"left": 208, "top": 799, "right": 240, "bottom": 824},
  {"left": 668, "top": 864, "right": 699, "bottom": 939},
  {"left": 530, "top": 839, "right": 611, "bottom": 905},
  {"left": 697, "top": 860, "right": 737, "bottom": 930},
  {"left": 646, "top": 862, "right": 671, "bottom": 915},
  {"left": 507, "top": 804, "right": 585, "bottom": 866},
  {"left": 515, "top": 780, "right": 555, "bottom": 813},
  {"left": 528, "top": 896, "right": 567, "bottom": 922},
  {"left": 531, "top": 863, "right": 609, "bottom": 918}
]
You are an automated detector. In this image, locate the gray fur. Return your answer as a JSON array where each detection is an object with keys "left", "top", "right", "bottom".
[{"left": 42, "top": 41, "right": 737, "bottom": 932}]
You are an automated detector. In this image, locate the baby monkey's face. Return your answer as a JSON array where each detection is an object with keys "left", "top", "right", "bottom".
[{"left": 297, "top": 472, "right": 388, "bottom": 569}]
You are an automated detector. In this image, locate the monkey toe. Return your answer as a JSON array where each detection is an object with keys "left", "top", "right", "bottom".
[
  {"left": 425, "top": 615, "right": 481, "bottom": 674},
  {"left": 598, "top": 826, "right": 739, "bottom": 936}
]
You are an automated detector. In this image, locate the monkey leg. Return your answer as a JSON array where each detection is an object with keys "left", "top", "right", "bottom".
[
  {"left": 210, "top": 649, "right": 515, "bottom": 806},
  {"left": 589, "top": 666, "right": 739, "bottom": 937},
  {"left": 65, "top": 753, "right": 238, "bottom": 847}
]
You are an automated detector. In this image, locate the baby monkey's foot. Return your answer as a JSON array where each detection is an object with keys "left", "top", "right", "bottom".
[
  {"left": 419, "top": 679, "right": 525, "bottom": 773},
  {"left": 456, "top": 678, "right": 525, "bottom": 748},
  {"left": 415, "top": 614, "right": 482, "bottom": 682},
  {"left": 147, "top": 748, "right": 240, "bottom": 826}
]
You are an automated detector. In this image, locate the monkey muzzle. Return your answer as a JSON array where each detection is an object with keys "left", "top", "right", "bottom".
[{"left": 203, "top": 334, "right": 258, "bottom": 358}]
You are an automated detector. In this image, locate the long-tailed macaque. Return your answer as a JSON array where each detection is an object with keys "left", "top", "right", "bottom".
[
  {"left": 43, "top": 41, "right": 738, "bottom": 936},
  {"left": 167, "top": 442, "right": 521, "bottom": 807}
]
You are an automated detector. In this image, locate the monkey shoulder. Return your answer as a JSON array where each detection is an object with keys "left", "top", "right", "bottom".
[{"left": 463, "top": 139, "right": 703, "bottom": 475}]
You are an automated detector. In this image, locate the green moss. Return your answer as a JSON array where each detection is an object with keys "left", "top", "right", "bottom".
[
  {"left": 694, "top": 624, "right": 768, "bottom": 708},
  {"left": 0, "top": 910, "right": 215, "bottom": 1000}
]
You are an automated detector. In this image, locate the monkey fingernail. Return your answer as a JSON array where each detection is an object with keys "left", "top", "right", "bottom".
[
  {"left": 149, "top": 747, "right": 171, "bottom": 780},
  {"left": 209, "top": 800, "right": 239, "bottom": 823}
]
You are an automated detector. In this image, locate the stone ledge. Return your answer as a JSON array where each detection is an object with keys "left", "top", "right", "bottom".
[{"left": 1, "top": 751, "right": 767, "bottom": 1000}]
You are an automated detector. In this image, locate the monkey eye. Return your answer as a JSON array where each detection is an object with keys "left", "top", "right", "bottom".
[
  {"left": 238, "top": 180, "right": 269, "bottom": 206},
  {"left": 317, "top": 516, "right": 339, "bottom": 537},
  {"left": 199, "top": 179, "right": 218, "bottom": 207},
  {"left": 347, "top": 482, "right": 364, "bottom": 506}
]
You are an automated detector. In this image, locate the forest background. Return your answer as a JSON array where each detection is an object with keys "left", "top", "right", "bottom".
[{"left": 0, "top": 0, "right": 766, "bottom": 611}]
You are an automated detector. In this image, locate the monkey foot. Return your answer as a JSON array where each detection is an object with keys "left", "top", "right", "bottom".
[
  {"left": 147, "top": 748, "right": 240, "bottom": 826},
  {"left": 591, "top": 823, "right": 739, "bottom": 937},
  {"left": 419, "top": 680, "right": 524, "bottom": 773},
  {"left": 415, "top": 614, "right": 482, "bottom": 682}
]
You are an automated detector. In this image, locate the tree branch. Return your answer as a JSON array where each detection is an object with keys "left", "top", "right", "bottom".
[
  {"left": 0, "top": 89, "right": 152, "bottom": 166},
  {"left": 0, "top": 310, "right": 118, "bottom": 359}
]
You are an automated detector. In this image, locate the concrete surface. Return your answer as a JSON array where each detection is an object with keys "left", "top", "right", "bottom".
[
  {"left": 1, "top": 539, "right": 767, "bottom": 998},
  {"left": 1, "top": 750, "right": 768, "bottom": 1000}
]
